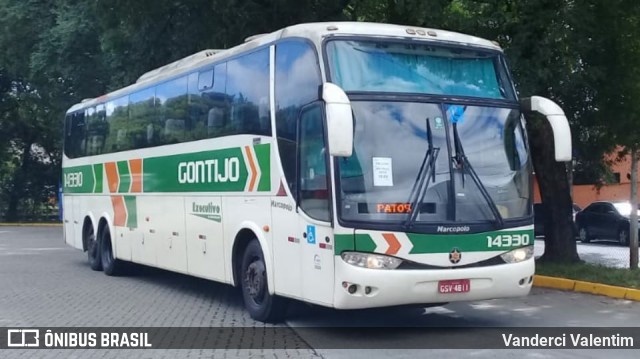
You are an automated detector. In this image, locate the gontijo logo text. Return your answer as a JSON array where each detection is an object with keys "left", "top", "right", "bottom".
[{"left": 178, "top": 158, "right": 240, "bottom": 184}]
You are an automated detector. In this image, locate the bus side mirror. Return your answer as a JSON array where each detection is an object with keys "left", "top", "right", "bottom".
[
  {"left": 520, "top": 96, "right": 572, "bottom": 162},
  {"left": 322, "top": 83, "right": 353, "bottom": 157}
]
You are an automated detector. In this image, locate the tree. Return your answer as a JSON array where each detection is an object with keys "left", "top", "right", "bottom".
[
  {"left": 0, "top": 0, "right": 65, "bottom": 220},
  {"left": 589, "top": 0, "right": 640, "bottom": 269}
]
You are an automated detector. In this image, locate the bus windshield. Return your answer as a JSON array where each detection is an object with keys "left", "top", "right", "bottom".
[
  {"left": 326, "top": 39, "right": 515, "bottom": 100},
  {"left": 337, "top": 102, "right": 531, "bottom": 225}
]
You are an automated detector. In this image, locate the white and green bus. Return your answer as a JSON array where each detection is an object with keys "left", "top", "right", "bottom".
[{"left": 62, "top": 22, "right": 571, "bottom": 322}]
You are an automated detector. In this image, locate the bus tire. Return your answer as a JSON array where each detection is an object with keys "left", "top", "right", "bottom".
[
  {"left": 100, "top": 226, "right": 125, "bottom": 276},
  {"left": 86, "top": 224, "right": 102, "bottom": 271},
  {"left": 240, "top": 239, "right": 287, "bottom": 323}
]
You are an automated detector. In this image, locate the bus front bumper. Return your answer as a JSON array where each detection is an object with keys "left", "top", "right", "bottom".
[{"left": 333, "top": 257, "right": 534, "bottom": 309}]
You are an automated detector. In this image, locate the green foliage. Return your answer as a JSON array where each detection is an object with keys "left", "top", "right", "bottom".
[{"left": 0, "top": 0, "right": 636, "bottom": 231}]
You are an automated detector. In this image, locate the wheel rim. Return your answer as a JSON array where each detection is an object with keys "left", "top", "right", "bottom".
[
  {"left": 579, "top": 228, "right": 587, "bottom": 241},
  {"left": 244, "top": 259, "right": 266, "bottom": 305},
  {"left": 619, "top": 230, "right": 628, "bottom": 244}
]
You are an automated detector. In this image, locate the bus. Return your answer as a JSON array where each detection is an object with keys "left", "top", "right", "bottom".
[{"left": 62, "top": 22, "right": 571, "bottom": 322}]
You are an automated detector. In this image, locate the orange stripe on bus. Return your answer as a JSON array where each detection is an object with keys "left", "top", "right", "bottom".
[
  {"left": 244, "top": 146, "right": 257, "bottom": 192},
  {"left": 129, "top": 158, "right": 142, "bottom": 193},
  {"left": 105, "top": 162, "right": 119, "bottom": 193},
  {"left": 382, "top": 233, "right": 401, "bottom": 255},
  {"left": 111, "top": 196, "right": 127, "bottom": 227}
]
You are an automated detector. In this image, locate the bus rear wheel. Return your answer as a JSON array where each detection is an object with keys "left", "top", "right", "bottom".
[
  {"left": 86, "top": 225, "right": 102, "bottom": 271},
  {"left": 240, "top": 240, "right": 287, "bottom": 323},
  {"left": 100, "top": 226, "right": 125, "bottom": 276}
]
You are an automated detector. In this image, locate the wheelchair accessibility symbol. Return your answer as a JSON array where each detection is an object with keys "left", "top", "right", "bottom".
[{"left": 306, "top": 225, "right": 316, "bottom": 244}]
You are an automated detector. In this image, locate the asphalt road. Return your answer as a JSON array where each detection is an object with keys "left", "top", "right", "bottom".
[{"left": 0, "top": 226, "right": 638, "bottom": 358}]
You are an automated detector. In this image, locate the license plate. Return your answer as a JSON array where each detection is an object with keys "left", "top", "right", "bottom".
[{"left": 438, "top": 279, "right": 471, "bottom": 293}]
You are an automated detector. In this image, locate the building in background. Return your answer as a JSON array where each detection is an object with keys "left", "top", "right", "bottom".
[{"left": 534, "top": 147, "right": 640, "bottom": 208}]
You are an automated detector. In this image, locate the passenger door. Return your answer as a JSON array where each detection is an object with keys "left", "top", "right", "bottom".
[{"left": 297, "top": 103, "right": 334, "bottom": 306}]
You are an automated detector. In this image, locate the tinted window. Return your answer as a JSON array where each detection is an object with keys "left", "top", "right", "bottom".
[
  {"left": 127, "top": 87, "right": 156, "bottom": 149},
  {"left": 86, "top": 104, "right": 107, "bottom": 155},
  {"left": 105, "top": 96, "right": 129, "bottom": 152},
  {"left": 64, "top": 112, "right": 86, "bottom": 158},
  {"left": 198, "top": 69, "right": 214, "bottom": 91},
  {"left": 65, "top": 46, "right": 275, "bottom": 158},
  {"left": 189, "top": 64, "right": 230, "bottom": 140},
  {"left": 156, "top": 76, "right": 188, "bottom": 144},
  {"left": 227, "top": 48, "right": 271, "bottom": 136},
  {"left": 275, "top": 40, "right": 322, "bottom": 199}
]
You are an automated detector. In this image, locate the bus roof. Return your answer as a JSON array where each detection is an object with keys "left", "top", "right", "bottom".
[{"left": 67, "top": 22, "right": 501, "bottom": 113}]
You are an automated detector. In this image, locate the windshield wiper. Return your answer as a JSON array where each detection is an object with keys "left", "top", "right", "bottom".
[
  {"left": 451, "top": 121, "right": 505, "bottom": 228},
  {"left": 404, "top": 118, "right": 439, "bottom": 229}
]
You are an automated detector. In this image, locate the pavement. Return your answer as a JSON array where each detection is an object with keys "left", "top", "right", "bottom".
[{"left": 0, "top": 227, "right": 639, "bottom": 358}]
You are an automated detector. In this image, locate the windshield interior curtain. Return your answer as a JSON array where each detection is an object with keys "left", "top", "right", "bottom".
[{"left": 328, "top": 41, "right": 505, "bottom": 99}]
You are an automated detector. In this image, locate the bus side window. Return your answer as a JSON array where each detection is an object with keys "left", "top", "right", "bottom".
[
  {"left": 275, "top": 40, "right": 323, "bottom": 201},
  {"left": 298, "top": 103, "right": 330, "bottom": 222},
  {"left": 105, "top": 96, "right": 129, "bottom": 152},
  {"left": 226, "top": 48, "right": 270, "bottom": 136},
  {"left": 190, "top": 64, "right": 229, "bottom": 139},
  {"left": 64, "top": 111, "right": 86, "bottom": 158},
  {"left": 156, "top": 75, "right": 188, "bottom": 145},
  {"left": 86, "top": 104, "right": 107, "bottom": 156}
]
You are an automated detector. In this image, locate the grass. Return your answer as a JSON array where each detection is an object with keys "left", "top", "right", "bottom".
[{"left": 536, "top": 261, "right": 640, "bottom": 289}]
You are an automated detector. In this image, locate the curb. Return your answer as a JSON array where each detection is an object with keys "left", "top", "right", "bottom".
[
  {"left": 0, "top": 223, "right": 62, "bottom": 227},
  {"left": 534, "top": 275, "right": 640, "bottom": 301}
]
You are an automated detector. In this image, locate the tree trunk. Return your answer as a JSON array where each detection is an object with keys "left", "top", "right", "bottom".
[
  {"left": 567, "top": 160, "right": 574, "bottom": 200},
  {"left": 630, "top": 148, "right": 639, "bottom": 270},
  {"left": 527, "top": 113, "right": 579, "bottom": 263}
]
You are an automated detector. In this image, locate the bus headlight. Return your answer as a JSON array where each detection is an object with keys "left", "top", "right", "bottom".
[
  {"left": 341, "top": 252, "right": 403, "bottom": 270},
  {"left": 500, "top": 246, "right": 534, "bottom": 263}
]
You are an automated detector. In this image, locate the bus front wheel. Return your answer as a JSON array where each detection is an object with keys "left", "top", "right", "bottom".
[{"left": 240, "top": 240, "right": 287, "bottom": 323}]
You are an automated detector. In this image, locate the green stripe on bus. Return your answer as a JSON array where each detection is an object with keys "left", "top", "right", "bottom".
[
  {"left": 354, "top": 233, "right": 376, "bottom": 252},
  {"left": 333, "top": 234, "right": 355, "bottom": 255},
  {"left": 407, "top": 229, "right": 534, "bottom": 254},
  {"left": 62, "top": 165, "right": 95, "bottom": 194},
  {"left": 124, "top": 196, "right": 137, "bottom": 228},
  {"left": 350, "top": 229, "right": 534, "bottom": 254},
  {"left": 117, "top": 161, "right": 130, "bottom": 193},
  {"left": 254, "top": 144, "right": 271, "bottom": 192},
  {"left": 93, "top": 163, "right": 103, "bottom": 193},
  {"left": 143, "top": 147, "right": 249, "bottom": 192}
]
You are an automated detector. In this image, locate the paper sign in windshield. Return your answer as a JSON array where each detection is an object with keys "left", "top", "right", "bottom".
[{"left": 372, "top": 157, "right": 393, "bottom": 186}]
